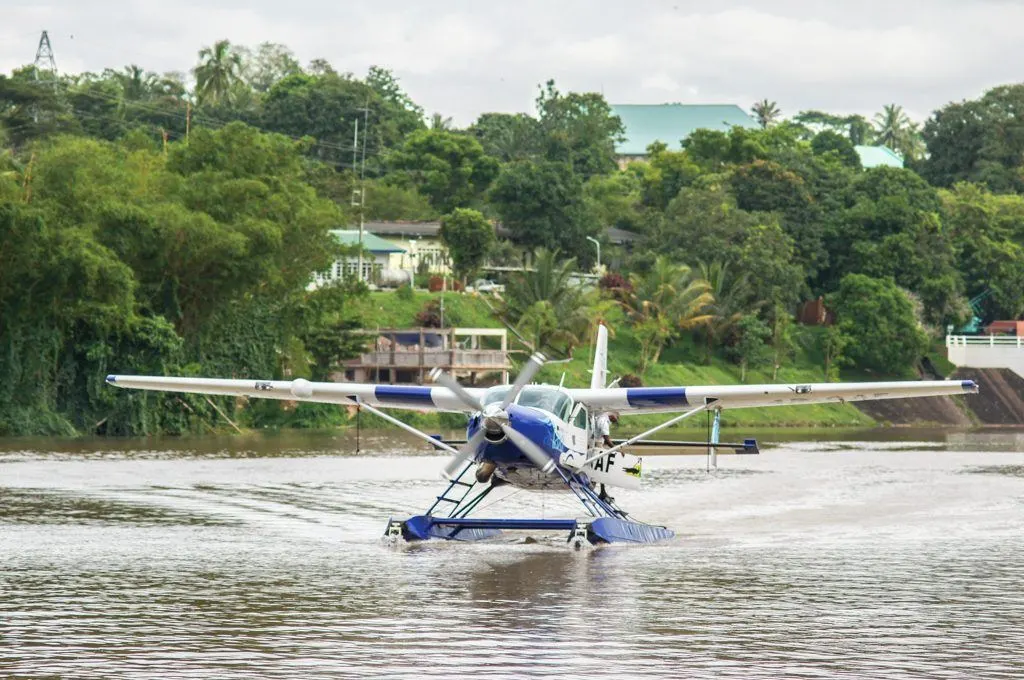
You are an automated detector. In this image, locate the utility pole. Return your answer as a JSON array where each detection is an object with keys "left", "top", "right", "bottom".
[
  {"left": 351, "top": 107, "right": 370, "bottom": 282},
  {"left": 351, "top": 118, "right": 363, "bottom": 281},
  {"left": 32, "top": 30, "right": 58, "bottom": 123}
]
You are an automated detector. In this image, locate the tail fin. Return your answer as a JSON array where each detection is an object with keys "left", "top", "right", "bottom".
[{"left": 591, "top": 324, "right": 608, "bottom": 390}]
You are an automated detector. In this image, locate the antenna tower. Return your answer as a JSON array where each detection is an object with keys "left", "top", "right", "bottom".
[
  {"left": 33, "top": 30, "right": 58, "bottom": 81},
  {"left": 31, "top": 30, "right": 59, "bottom": 123}
]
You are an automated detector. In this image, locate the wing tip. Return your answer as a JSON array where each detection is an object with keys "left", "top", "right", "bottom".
[
  {"left": 105, "top": 374, "right": 117, "bottom": 385},
  {"left": 961, "top": 379, "right": 980, "bottom": 394}
]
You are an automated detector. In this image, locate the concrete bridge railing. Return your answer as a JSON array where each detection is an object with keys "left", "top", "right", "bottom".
[{"left": 946, "top": 335, "right": 1024, "bottom": 379}]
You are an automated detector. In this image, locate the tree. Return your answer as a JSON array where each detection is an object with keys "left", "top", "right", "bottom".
[
  {"left": 794, "top": 110, "right": 873, "bottom": 144},
  {"left": 728, "top": 315, "right": 772, "bottom": 382},
  {"left": 653, "top": 183, "right": 807, "bottom": 312},
  {"left": 940, "top": 182, "right": 1024, "bottom": 320},
  {"left": 366, "top": 66, "right": 424, "bottom": 120},
  {"left": 873, "top": 104, "right": 910, "bottom": 150},
  {"left": 387, "top": 129, "right": 499, "bottom": 213},
  {"left": 470, "top": 112, "right": 545, "bottom": 162},
  {"left": 535, "top": 80, "right": 625, "bottom": 178},
  {"left": 583, "top": 171, "right": 642, "bottom": 232},
  {"left": 237, "top": 42, "right": 302, "bottom": 92},
  {"left": 439, "top": 208, "right": 494, "bottom": 283},
  {"left": 751, "top": 99, "right": 781, "bottom": 129},
  {"left": 873, "top": 104, "right": 924, "bottom": 160},
  {"left": 683, "top": 124, "right": 803, "bottom": 171},
  {"left": 922, "top": 84, "right": 1024, "bottom": 193},
  {"left": 810, "top": 130, "right": 861, "bottom": 170},
  {"left": 503, "top": 249, "right": 591, "bottom": 354},
  {"left": 430, "top": 112, "right": 454, "bottom": 130},
  {"left": 827, "top": 274, "right": 928, "bottom": 375},
  {"left": 698, "top": 261, "right": 755, "bottom": 363},
  {"left": 362, "top": 179, "right": 437, "bottom": 221},
  {"left": 193, "top": 40, "right": 243, "bottom": 106},
  {"left": 637, "top": 144, "right": 701, "bottom": 211},
  {"left": 623, "top": 257, "right": 713, "bottom": 372},
  {"left": 489, "top": 159, "right": 600, "bottom": 266},
  {"left": 820, "top": 325, "right": 848, "bottom": 382},
  {"left": 824, "top": 167, "right": 963, "bottom": 326},
  {"left": 261, "top": 71, "right": 424, "bottom": 166}
]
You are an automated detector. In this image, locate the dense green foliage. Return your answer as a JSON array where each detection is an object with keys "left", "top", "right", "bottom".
[
  {"left": 439, "top": 208, "right": 494, "bottom": 282},
  {"left": 827, "top": 275, "right": 928, "bottom": 375},
  {"left": 0, "top": 123, "right": 362, "bottom": 435},
  {"left": 3, "top": 39, "right": 1024, "bottom": 435}
]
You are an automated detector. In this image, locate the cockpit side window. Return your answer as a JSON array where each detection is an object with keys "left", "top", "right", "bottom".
[{"left": 573, "top": 405, "right": 588, "bottom": 430}]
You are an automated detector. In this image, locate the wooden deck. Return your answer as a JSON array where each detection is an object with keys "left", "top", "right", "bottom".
[{"left": 342, "top": 327, "right": 510, "bottom": 385}]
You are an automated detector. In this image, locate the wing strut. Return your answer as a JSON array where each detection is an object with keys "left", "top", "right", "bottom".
[
  {"left": 575, "top": 399, "right": 717, "bottom": 469},
  {"left": 350, "top": 397, "right": 461, "bottom": 456}
]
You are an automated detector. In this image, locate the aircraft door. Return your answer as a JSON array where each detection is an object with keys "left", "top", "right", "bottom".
[{"left": 568, "top": 404, "right": 588, "bottom": 452}]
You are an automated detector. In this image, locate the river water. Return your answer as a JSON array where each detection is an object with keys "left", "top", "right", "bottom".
[{"left": 2, "top": 429, "right": 1024, "bottom": 679}]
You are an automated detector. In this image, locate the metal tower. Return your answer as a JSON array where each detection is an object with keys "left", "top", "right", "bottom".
[
  {"left": 31, "top": 30, "right": 58, "bottom": 123},
  {"left": 33, "top": 30, "right": 58, "bottom": 80}
]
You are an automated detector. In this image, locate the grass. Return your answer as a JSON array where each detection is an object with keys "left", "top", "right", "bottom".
[
  {"left": 338, "top": 292, "right": 878, "bottom": 432},
  {"left": 532, "top": 325, "right": 875, "bottom": 431},
  {"left": 351, "top": 291, "right": 504, "bottom": 330}
]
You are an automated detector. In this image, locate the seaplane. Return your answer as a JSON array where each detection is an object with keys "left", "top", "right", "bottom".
[{"left": 105, "top": 325, "right": 979, "bottom": 547}]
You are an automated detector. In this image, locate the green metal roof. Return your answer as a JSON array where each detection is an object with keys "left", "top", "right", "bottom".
[
  {"left": 612, "top": 104, "right": 759, "bottom": 156},
  {"left": 330, "top": 229, "right": 406, "bottom": 254},
  {"left": 854, "top": 145, "right": 904, "bottom": 169}
]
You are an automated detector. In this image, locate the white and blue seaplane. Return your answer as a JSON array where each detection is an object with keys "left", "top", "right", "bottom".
[{"left": 106, "top": 325, "right": 979, "bottom": 547}]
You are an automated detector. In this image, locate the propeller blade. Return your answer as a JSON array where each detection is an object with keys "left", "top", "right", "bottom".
[
  {"left": 501, "top": 422, "right": 555, "bottom": 474},
  {"left": 428, "top": 367, "right": 484, "bottom": 412},
  {"left": 441, "top": 428, "right": 487, "bottom": 480},
  {"left": 499, "top": 352, "right": 546, "bottom": 410}
]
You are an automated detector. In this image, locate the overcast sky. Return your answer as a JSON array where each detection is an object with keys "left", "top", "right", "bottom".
[{"left": 3, "top": 0, "right": 1021, "bottom": 125}]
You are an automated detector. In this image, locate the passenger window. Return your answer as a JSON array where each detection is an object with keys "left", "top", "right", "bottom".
[{"left": 573, "top": 406, "right": 588, "bottom": 430}]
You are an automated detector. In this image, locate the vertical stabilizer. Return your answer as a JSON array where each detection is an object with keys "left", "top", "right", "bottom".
[{"left": 591, "top": 324, "right": 609, "bottom": 389}]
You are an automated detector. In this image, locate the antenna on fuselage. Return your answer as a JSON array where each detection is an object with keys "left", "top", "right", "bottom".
[{"left": 558, "top": 372, "right": 566, "bottom": 388}]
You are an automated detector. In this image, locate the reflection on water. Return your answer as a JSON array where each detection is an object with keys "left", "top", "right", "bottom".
[{"left": 2, "top": 430, "right": 1024, "bottom": 678}]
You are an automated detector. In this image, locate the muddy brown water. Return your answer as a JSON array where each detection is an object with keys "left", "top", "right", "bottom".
[{"left": 2, "top": 429, "right": 1024, "bottom": 679}]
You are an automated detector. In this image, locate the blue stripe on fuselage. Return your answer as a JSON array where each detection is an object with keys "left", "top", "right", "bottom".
[
  {"left": 374, "top": 385, "right": 434, "bottom": 405},
  {"left": 625, "top": 387, "right": 689, "bottom": 407}
]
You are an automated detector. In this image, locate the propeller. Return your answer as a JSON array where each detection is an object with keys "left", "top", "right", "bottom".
[{"left": 429, "top": 352, "right": 554, "bottom": 477}]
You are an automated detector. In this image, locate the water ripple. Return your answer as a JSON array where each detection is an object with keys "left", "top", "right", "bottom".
[{"left": 2, "top": 436, "right": 1024, "bottom": 678}]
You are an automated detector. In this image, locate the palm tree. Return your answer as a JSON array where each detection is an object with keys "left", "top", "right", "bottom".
[
  {"left": 698, "top": 261, "right": 755, "bottom": 363},
  {"left": 624, "top": 257, "right": 714, "bottom": 372},
  {"left": 192, "top": 40, "right": 243, "bottom": 106},
  {"left": 846, "top": 115, "right": 874, "bottom": 145},
  {"left": 751, "top": 99, "right": 781, "bottom": 129},
  {"left": 430, "top": 112, "right": 453, "bottom": 130},
  {"left": 116, "top": 65, "right": 158, "bottom": 102},
  {"left": 504, "top": 249, "right": 591, "bottom": 354},
  {"left": 873, "top": 104, "right": 911, "bottom": 151}
]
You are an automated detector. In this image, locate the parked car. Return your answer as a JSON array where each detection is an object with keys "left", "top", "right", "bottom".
[{"left": 470, "top": 279, "right": 505, "bottom": 294}]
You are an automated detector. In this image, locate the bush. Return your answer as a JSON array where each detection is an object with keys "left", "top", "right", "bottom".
[
  {"left": 396, "top": 283, "right": 414, "bottom": 301},
  {"left": 827, "top": 274, "right": 928, "bottom": 375}
]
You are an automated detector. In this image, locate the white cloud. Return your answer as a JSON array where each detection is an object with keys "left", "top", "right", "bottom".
[{"left": 3, "top": 0, "right": 1023, "bottom": 124}]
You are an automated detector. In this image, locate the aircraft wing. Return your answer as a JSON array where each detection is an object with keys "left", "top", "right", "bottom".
[
  {"left": 567, "top": 379, "right": 979, "bottom": 414},
  {"left": 104, "top": 375, "right": 484, "bottom": 412}
]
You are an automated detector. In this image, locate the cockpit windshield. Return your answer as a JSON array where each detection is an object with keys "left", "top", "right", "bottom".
[
  {"left": 481, "top": 385, "right": 512, "bottom": 406},
  {"left": 516, "top": 387, "right": 573, "bottom": 421}
]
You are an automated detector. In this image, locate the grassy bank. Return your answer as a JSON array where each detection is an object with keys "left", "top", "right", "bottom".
[{"left": 293, "top": 297, "right": 876, "bottom": 433}]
